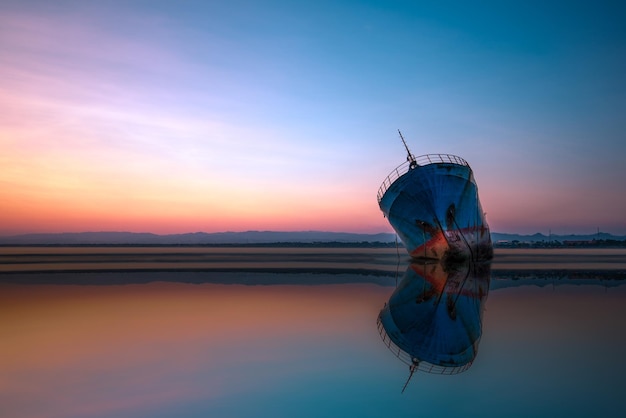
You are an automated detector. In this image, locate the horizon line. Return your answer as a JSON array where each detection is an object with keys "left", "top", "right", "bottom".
[{"left": 1, "top": 229, "right": 625, "bottom": 238}]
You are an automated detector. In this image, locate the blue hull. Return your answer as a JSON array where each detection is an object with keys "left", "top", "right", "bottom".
[{"left": 378, "top": 154, "right": 492, "bottom": 261}]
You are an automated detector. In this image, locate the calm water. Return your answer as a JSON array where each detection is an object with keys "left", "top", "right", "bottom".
[{"left": 1, "top": 264, "right": 625, "bottom": 418}]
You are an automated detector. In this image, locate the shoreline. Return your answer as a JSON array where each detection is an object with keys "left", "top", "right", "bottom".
[{"left": 1, "top": 247, "right": 626, "bottom": 273}]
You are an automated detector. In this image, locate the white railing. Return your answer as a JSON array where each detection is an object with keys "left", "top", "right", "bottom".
[
  {"left": 376, "top": 314, "right": 473, "bottom": 375},
  {"left": 377, "top": 154, "right": 470, "bottom": 203}
]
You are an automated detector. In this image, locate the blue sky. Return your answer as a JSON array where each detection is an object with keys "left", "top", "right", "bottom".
[{"left": 1, "top": 0, "right": 625, "bottom": 234}]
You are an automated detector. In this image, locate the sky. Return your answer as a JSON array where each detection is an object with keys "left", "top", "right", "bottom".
[{"left": 1, "top": 0, "right": 625, "bottom": 236}]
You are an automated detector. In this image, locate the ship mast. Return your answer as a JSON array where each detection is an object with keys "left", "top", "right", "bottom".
[{"left": 398, "top": 129, "right": 417, "bottom": 168}]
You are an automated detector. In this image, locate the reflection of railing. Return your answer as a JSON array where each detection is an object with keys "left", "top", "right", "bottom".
[
  {"left": 377, "top": 154, "right": 470, "bottom": 203},
  {"left": 376, "top": 313, "right": 473, "bottom": 375}
]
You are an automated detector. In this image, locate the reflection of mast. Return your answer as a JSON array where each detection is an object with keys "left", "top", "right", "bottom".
[
  {"left": 398, "top": 129, "right": 417, "bottom": 168},
  {"left": 401, "top": 360, "right": 419, "bottom": 394}
]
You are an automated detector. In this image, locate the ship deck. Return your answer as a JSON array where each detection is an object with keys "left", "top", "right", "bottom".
[{"left": 377, "top": 153, "right": 470, "bottom": 203}]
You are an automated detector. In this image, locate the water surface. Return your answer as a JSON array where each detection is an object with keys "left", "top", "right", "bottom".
[{"left": 1, "top": 249, "right": 625, "bottom": 418}]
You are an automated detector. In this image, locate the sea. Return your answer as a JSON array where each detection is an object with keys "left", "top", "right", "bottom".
[{"left": 1, "top": 247, "right": 625, "bottom": 418}]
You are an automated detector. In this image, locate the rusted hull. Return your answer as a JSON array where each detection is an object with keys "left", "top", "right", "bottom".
[{"left": 378, "top": 160, "right": 492, "bottom": 262}]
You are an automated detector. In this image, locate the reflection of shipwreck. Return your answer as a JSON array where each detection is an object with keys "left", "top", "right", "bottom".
[
  {"left": 378, "top": 131, "right": 493, "bottom": 262},
  {"left": 377, "top": 261, "right": 491, "bottom": 392}
]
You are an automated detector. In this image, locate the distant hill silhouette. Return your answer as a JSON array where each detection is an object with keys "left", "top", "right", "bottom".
[
  {"left": 490, "top": 232, "right": 626, "bottom": 242},
  {"left": 0, "top": 231, "right": 398, "bottom": 245},
  {"left": 0, "top": 230, "right": 624, "bottom": 245}
]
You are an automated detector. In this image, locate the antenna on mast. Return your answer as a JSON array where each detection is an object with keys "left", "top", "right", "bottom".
[{"left": 398, "top": 129, "right": 417, "bottom": 168}]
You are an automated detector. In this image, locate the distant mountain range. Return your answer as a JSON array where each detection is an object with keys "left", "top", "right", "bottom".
[
  {"left": 0, "top": 231, "right": 397, "bottom": 245},
  {"left": 0, "top": 231, "right": 624, "bottom": 245},
  {"left": 490, "top": 232, "right": 626, "bottom": 242}
]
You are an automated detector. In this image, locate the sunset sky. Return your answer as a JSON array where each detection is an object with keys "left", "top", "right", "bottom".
[{"left": 1, "top": 0, "right": 625, "bottom": 236}]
